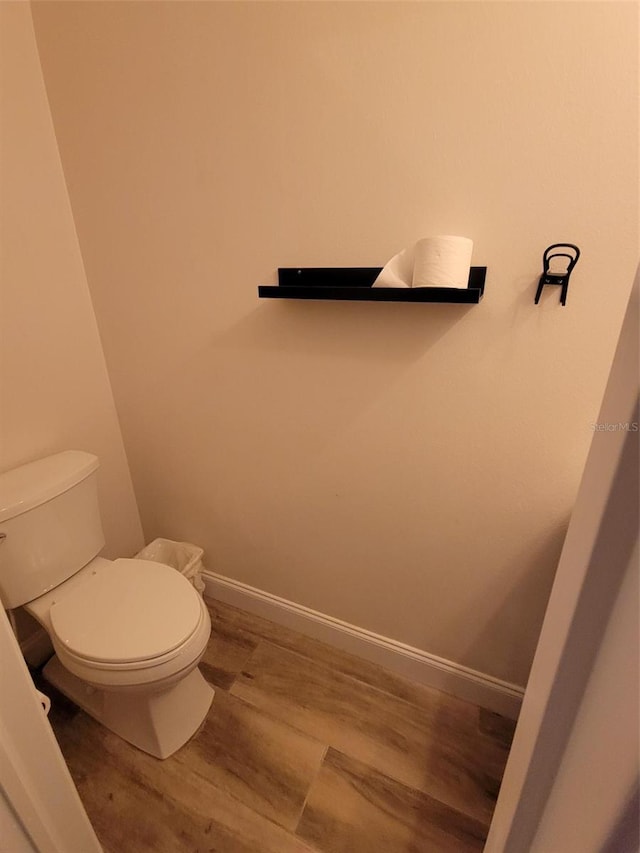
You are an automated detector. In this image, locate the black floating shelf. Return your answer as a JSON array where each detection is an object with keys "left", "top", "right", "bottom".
[{"left": 258, "top": 267, "right": 486, "bottom": 303}]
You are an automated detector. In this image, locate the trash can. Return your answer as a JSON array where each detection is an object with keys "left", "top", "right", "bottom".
[{"left": 135, "top": 538, "right": 206, "bottom": 595}]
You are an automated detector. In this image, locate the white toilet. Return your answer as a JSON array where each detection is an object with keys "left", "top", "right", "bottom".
[{"left": 0, "top": 450, "right": 214, "bottom": 759}]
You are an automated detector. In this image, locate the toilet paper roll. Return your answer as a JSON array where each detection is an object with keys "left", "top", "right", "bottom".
[
  {"left": 372, "top": 246, "right": 413, "bottom": 288},
  {"left": 412, "top": 236, "right": 473, "bottom": 289}
]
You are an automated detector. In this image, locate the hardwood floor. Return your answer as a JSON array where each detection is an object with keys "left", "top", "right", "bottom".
[{"left": 41, "top": 596, "right": 516, "bottom": 853}]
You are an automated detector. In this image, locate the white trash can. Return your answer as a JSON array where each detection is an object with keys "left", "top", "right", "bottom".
[{"left": 135, "top": 538, "right": 206, "bottom": 595}]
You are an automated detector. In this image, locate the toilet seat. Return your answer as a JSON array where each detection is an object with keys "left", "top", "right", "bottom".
[
  {"left": 50, "top": 558, "right": 202, "bottom": 664},
  {"left": 48, "top": 558, "right": 211, "bottom": 690}
]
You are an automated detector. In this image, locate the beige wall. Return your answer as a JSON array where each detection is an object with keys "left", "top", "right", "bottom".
[
  {"left": 32, "top": 1, "right": 638, "bottom": 686},
  {"left": 0, "top": 3, "right": 143, "bottom": 562}
]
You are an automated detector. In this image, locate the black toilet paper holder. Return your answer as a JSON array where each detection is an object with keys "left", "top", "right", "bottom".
[{"left": 534, "top": 243, "right": 581, "bottom": 306}]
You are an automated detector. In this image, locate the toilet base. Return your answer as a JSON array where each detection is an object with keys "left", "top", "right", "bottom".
[{"left": 43, "top": 655, "right": 214, "bottom": 759}]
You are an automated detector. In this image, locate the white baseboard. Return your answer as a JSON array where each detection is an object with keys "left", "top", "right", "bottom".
[{"left": 202, "top": 570, "right": 524, "bottom": 719}]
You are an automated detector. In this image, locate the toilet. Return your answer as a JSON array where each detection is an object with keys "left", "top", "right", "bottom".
[{"left": 0, "top": 450, "right": 214, "bottom": 759}]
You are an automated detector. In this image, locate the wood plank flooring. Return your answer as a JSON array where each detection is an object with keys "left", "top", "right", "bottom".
[{"left": 40, "top": 596, "right": 516, "bottom": 852}]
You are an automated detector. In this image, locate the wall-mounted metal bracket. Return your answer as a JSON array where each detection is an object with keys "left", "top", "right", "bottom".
[{"left": 534, "top": 243, "right": 581, "bottom": 306}]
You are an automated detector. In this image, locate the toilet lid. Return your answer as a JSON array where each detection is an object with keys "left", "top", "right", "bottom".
[{"left": 49, "top": 559, "right": 202, "bottom": 664}]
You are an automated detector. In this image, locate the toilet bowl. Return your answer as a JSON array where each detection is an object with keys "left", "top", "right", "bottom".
[
  {"left": 0, "top": 451, "right": 214, "bottom": 759},
  {"left": 31, "top": 557, "right": 213, "bottom": 760}
]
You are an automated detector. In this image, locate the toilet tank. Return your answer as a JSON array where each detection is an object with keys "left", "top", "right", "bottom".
[{"left": 0, "top": 451, "right": 105, "bottom": 609}]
